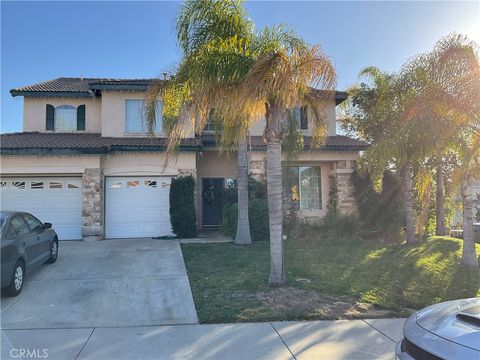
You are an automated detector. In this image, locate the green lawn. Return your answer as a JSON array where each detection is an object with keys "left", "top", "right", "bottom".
[{"left": 181, "top": 236, "right": 480, "bottom": 323}]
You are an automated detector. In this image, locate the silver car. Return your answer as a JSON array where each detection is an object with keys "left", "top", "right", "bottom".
[
  {"left": 396, "top": 298, "right": 480, "bottom": 359},
  {"left": 1, "top": 211, "right": 58, "bottom": 296}
]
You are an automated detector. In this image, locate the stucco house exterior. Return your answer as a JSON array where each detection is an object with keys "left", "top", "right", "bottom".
[{"left": 0, "top": 78, "right": 368, "bottom": 241}]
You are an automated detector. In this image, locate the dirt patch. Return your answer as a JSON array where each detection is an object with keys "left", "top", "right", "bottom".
[{"left": 245, "top": 286, "right": 395, "bottom": 319}]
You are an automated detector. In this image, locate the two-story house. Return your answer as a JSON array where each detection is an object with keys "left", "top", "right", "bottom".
[{"left": 0, "top": 77, "right": 368, "bottom": 240}]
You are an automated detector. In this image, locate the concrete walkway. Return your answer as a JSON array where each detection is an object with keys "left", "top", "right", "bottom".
[{"left": 1, "top": 318, "right": 405, "bottom": 359}]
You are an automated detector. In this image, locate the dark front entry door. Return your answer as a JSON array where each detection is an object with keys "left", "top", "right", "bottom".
[{"left": 202, "top": 178, "right": 224, "bottom": 226}]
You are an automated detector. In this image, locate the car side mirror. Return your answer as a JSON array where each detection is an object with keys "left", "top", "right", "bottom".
[{"left": 43, "top": 223, "right": 52, "bottom": 229}]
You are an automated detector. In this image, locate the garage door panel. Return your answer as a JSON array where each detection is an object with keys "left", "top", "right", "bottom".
[
  {"left": 105, "top": 177, "right": 173, "bottom": 239},
  {"left": 0, "top": 177, "right": 82, "bottom": 240}
]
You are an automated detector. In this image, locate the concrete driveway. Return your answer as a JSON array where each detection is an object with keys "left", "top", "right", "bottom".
[{"left": 1, "top": 239, "right": 198, "bottom": 329}]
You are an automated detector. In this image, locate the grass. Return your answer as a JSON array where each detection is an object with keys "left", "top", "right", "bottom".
[{"left": 181, "top": 236, "right": 479, "bottom": 323}]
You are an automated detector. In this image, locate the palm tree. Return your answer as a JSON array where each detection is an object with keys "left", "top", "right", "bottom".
[
  {"left": 235, "top": 139, "right": 251, "bottom": 245},
  {"left": 146, "top": 0, "right": 255, "bottom": 245},
  {"left": 454, "top": 134, "right": 479, "bottom": 267},
  {"left": 147, "top": 0, "right": 336, "bottom": 286},
  {"left": 347, "top": 67, "right": 418, "bottom": 244}
]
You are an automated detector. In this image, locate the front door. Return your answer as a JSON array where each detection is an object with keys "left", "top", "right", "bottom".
[{"left": 202, "top": 178, "right": 225, "bottom": 226}]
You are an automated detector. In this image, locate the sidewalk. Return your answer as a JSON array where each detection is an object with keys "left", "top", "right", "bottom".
[{"left": 1, "top": 318, "right": 405, "bottom": 360}]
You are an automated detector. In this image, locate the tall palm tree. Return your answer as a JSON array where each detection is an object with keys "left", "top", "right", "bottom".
[
  {"left": 146, "top": 0, "right": 255, "bottom": 245},
  {"left": 348, "top": 67, "right": 418, "bottom": 244},
  {"left": 147, "top": 0, "right": 336, "bottom": 286},
  {"left": 454, "top": 134, "right": 480, "bottom": 267}
]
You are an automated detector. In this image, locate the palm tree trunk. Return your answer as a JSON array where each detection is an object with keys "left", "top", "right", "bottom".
[
  {"left": 435, "top": 164, "right": 446, "bottom": 236},
  {"left": 402, "top": 163, "right": 417, "bottom": 244},
  {"left": 235, "top": 140, "right": 252, "bottom": 245},
  {"left": 461, "top": 174, "right": 478, "bottom": 267},
  {"left": 266, "top": 104, "right": 286, "bottom": 287},
  {"left": 417, "top": 182, "right": 431, "bottom": 239}
]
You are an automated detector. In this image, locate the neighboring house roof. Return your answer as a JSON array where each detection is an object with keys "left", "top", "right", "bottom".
[
  {"left": 0, "top": 132, "right": 368, "bottom": 155},
  {"left": 0, "top": 132, "right": 200, "bottom": 155},
  {"left": 10, "top": 77, "right": 348, "bottom": 105}
]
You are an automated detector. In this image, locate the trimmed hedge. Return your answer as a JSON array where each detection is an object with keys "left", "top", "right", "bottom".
[
  {"left": 221, "top": 198, "right": 269, "bottom": 241},
  {"left": 169, "top": 176, "right": 197, "bottom": 238}
]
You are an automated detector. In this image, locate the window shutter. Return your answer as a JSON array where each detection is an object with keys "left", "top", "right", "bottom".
[
  {"left": 46, "top": 104, "right": 55, "bottom": 131},
  {"left": 300, "top": 106, "right": 308, "bottom": 130},
  {"left": 77, "top": 105, "right": 86, "bottom": 131}
]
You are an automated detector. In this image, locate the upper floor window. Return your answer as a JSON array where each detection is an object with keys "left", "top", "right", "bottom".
[
  {"left": 46, "top": 104, "right": 85, "bottom": 132},
  {"left": 55, "top": 105, "right": 77, "bottom": 131},
  {"left": 125, "top": 99, "right": 162, "bottom": 134},
  {"left": 203, "top": 109, "right": 223, "bottom": 132},
  {"left": 291, "top": 106, "right": 308, "bottom": 130}
]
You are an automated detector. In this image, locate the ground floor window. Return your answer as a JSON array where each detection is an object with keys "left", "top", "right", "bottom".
[{"left": 283, "top": 166, "right": 322, "bottom": 210}]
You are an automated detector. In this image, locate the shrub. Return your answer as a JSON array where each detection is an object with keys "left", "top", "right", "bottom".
[
  {"left": 169, "top": 176, "right": 197, "bottom": 238},
  {"left": 320, "top": 211, "right": 364, "bottom": 240},
  {"left": 221, "top": 199, "right": 269, "bottom": 241}
]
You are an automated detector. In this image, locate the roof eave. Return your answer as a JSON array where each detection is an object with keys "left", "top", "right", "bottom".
[{"left": 10, "top": 90, "right": 95, "bottom": 98}]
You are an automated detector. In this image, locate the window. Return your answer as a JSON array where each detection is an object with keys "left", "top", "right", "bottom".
[
  {"left": 0, "top": 181, "right": 6, "bottom": 188},
  {"left": 22, "top": 214, "right": 43, "bottom": 232},
  {"left": 31, "top": 181, "right": 44, "bottom": 189},
  {"left": 9, "top": 216, "right": 30, "bottom": 236},
  {"left": 144, "top": 180, "right": 157, "bottom": 188},
  {"left": 291, "top": 106, "right": 308, "bottom": 130},
  {"left": 127, "top": 180, "right": 140, "bottom": 188},
  {"left": 12, "top": 181, "right": 25, "bottom": 190},
  {"left": 204, "top": 109, "right": 223, "bottom": 132},
  {"left": 67, "top": 182, "right": 80, "bottom": 189},
  {"left": 125, "top": 100, "right": 162, "bottom": 134},
  {"left": 109, "top": 181, "right": 122, "bottom": 189},
  {"left": 55, "top": 105, "right": 77, "bottom": 131},
  {"left": 283, "top": 166, "right": 322, "bottom": 210},
  {"left": 49, "top": 181, "right": 63, "bottom": 189}
]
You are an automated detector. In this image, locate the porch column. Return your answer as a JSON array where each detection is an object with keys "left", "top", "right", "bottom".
[
  {"left": 82, "top": 168, "right": 104, "bottom": 241},
  {"left": 330, "top": 160, "right": 357, "bottom": 214}
]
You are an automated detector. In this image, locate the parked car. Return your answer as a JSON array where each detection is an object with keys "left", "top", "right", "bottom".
[
  {"left": 396, "top": 298, "right": 480, "bottom": 359},
  {"left": 1, "top": 211, "right": 58, "bottom": 296}
]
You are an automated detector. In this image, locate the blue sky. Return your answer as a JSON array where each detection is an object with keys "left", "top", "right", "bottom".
[{"left": 1, "top": 1, "right": 479, "bottom": 133}]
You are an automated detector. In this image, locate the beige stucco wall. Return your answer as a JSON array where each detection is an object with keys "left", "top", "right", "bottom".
[
  {"left": 0, "top": 155, "right": 101, "bottom": 175},
  {"left": 23, "top": 97, "right": 102, "bottom": 133},
  {"left": 102, "top": 152, "right": 196, "bottom": 176},
  {"left": 249, "top": 100, "right": 337, "bottom": 137},
  {"left": 101, "top": 91, "right": 195, "bottom": 138}
]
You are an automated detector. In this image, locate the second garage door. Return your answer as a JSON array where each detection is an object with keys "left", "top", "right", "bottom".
[{"left": 105, "top": 177, "right": 173, "bottom": 238}]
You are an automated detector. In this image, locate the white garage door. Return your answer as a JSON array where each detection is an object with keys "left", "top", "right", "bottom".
[
  {"left": 105, "top": 177, "right": 173, "bottom": 239},
  {"left": 0, "top": 177, "right": 82, "bottom": 240}
]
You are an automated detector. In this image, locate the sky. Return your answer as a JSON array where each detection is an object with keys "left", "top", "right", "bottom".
[{"left": 1, "top": 1, "right": 479, "bottom": 133}]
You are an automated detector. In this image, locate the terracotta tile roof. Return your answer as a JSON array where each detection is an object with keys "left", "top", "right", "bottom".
[
  {"left": 10, "top": 78, "right": 156, "bottom": 97},
  {"left": 0, "top": 132, "right": 200, "bottom": 155},
  {"left": 1, "top": 132, "right": 368, "bottom": 155},
  {"left": 201, "top": 134, "right": 369, "bottom": 151},
  {"left": 11, "top": 78, "right": 348, "bottom": 104}
]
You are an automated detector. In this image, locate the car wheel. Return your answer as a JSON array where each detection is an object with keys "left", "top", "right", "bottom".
[
  {"left": 46, "top": 238, "right": 58, "bottom": 264},
  {"left": 3, "top": 260, "right": 25, "bottom": 297}
]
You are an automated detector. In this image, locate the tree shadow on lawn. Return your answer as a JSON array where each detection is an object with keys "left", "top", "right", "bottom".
[{"left": 286, "top": 236, "right": 479, "bottom": 313}]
